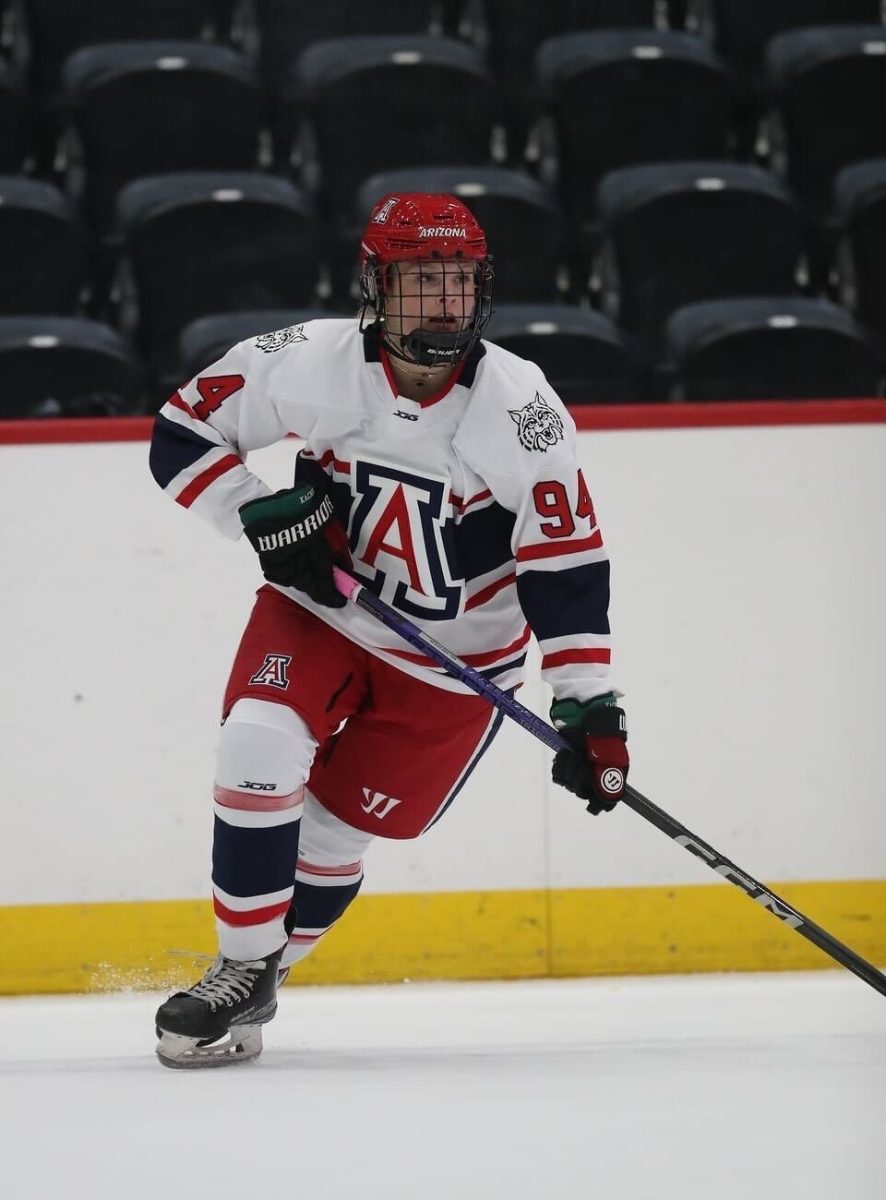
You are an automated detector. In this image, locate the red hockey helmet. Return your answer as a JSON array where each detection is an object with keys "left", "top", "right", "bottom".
[{"left": 359, "top": 192, "right": 494, "bottom": 367}]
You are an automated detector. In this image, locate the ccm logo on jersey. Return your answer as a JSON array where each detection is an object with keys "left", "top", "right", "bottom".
[
  {"left": 239, "top": 780, "right": 277, "bottom": 791},
  {"left": 419, "top": 226, "right": 466, "bottom": 237}
]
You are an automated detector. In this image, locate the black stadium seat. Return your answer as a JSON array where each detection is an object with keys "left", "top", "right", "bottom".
[
  {"left": 698, "top": 0, "right": 882, "bottom": 83},
  {"left": 665, "top": 297, "right": 882, "bottom": 401},
  {"left": 0, "top": 177, "right": 89, "bottom": 314},
  {"left": 20, "top": 0, "right": 216, "bottom": 98},
  {"left": 0, "top": 60, "right": 31, "bottom": 170},
  {"left": 355, "top": 166, "right": 566, "bottom": 302},
  {"left": 479, "top": 0, "right": 658, "bottom": 161},
  {"left": 535, "top": 31, "right": 736, "bottom": 238},
  {"left": 484, "top": 303, "right": 644, "bottom": 404},
  {"left": 764, "top": 26, "right": 886, "bottom": 216},
  {"left": 835, "top": 159, "right": 886, "bottom": 352},
  {"left": 0, "top": 316, "right": 146, "bottom": 418},
  {"left": 283, "top": 36, "right": 497, "bottom": 225},
  {"left": 178, "top": 309, "right": 338, "bottom": 381},
  {"left": 61, "top": 41, "right": 263, "bottom": 230},
  {"left": 253, "top": 0, "right": 437, "bottom": 93},
  {"left": 593, "top": 161, "right": 805, "bottom": 359},
  {"left": 115, "top": 172, "right": 321, "bottom": 392}
]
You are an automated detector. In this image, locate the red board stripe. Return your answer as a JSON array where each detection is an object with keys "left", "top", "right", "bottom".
[
  {"left": 569, "top": 398, "right": 886, "bottom": 430},
  {"left": 176, "top": 453, "right": 241, "bottom": 508},
  {"left": 2, "top": 399, "right": 885, "bottom": 445}
]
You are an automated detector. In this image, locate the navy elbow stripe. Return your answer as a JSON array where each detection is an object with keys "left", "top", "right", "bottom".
[
  {"left": 149, "top": 413, "right": 219, "bottom": 488},
  {"left": 518, "top": 561, "right": 611, "bottom": 639}
]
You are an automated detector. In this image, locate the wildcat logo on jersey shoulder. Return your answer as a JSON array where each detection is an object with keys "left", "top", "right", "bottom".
[
  {"left": 508, "top": 393, "right": 565, "bottom": 453},
  {"left": 254, "top": 325, "right": 307, "bottom": 354}
]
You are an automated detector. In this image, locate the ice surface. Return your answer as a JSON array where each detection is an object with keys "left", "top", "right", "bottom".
[{"left": 0, "top": 972, "right": 883, "bottom": 1200}]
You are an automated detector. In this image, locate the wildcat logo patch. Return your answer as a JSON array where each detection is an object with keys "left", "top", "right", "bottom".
[
  {"left": 508, "top": 393, "right": 565, "bottom": 453},
  {"left": 254, "top": 325, "right": 308, "bottom": 353}
]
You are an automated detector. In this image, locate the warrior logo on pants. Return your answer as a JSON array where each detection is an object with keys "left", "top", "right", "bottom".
[
  {"left": 249, "top": 653, "right": 292, "bottom": 690},
  {"left": 361, "top": 788, "right": 402, "bottom": 819}
]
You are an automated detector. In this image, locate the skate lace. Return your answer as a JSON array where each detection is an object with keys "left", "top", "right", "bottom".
[{"left": 189, "top": 957, "right": 263, "bottom": 1010}]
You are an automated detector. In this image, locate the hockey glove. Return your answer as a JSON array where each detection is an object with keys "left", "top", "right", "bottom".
[
  {"left": 550, "top": 694, "right": 629, "bottom": 815},
  {"left": 239, "top": 484, "right": 351, "bottom": 608}
]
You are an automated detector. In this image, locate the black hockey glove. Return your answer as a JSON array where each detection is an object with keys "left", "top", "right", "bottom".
[
  {"left": 239, "top": 484, "right": 351, "bottom": 608},
  {"left": 550, "top": 694, "right": 629, "bottom": 815}
]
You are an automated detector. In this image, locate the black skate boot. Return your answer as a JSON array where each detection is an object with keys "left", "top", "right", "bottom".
[{"left": 155, "top": 947, "right": 283, "bottom": 1069}]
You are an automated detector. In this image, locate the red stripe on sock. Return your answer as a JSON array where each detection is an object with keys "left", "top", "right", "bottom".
[{"left": 213, "top": 897, "right": 291, "bottom": 927}]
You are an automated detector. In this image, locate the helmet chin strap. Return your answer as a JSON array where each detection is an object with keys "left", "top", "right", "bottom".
[{"left": 383, "top": 325, "right": 476, "bottom": 368}]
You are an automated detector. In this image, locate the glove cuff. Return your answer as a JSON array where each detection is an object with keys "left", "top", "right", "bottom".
[
  {"left": 240, "top": 488, "right": 334, "bottom": 554},
  {"left": 551, "top": 693, "right": 618, "bottom": 731},
  {"left": 239, "top": 484, "right": 318, "bottom": 531}
]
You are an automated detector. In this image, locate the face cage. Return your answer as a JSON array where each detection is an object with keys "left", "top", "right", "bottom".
[{"left": 359, "top": 255, "right": 495, "bottom": 368}]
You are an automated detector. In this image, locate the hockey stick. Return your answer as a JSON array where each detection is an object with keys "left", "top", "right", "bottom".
[{"left": 332, "top": 566, "right": 886, "bottom": 998}]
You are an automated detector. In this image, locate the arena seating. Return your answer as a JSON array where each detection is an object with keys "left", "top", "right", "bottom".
[
  {"left": 115, "top": 172, "right": 320, "bottom": 389},
  {"left": 60, "top": 41, "right": 263, "bottom": 230},
  {"left": 535, "top": 30, "right": 736, "bottom": 242},
  {"left": 0, "top": 315, "right": 146, "bottom": 418},
  {"left": 178, "top": 308, "right": 339, "bottom": 380},
  {"left": 593, "top": 162, "right": 806, "bottom": 362},
  {"left": 0, "top": 58, "right": 31, "bottom": 170},
  {"left": 764, "top": 26, "right": 886, "bottom": 217},
  {"left": 834, "top": 159, "right": 886, "bottom": 355},
  {"left": 0, "top": 1, "right": 882, "bottom": 413},
  {"left": 252, "top": 0, "right": 438, "bottom": 94},
  {"left": 0, "top": 176, "right": 89, "bottom": 313},
  {"left": 479, "top": 0, "right": 658, "bottom": 162},
  {"left": 19, "top": 0, "right": 217, "bottom": 98},
  {"left": 485, "top": 303, "right": 644, "bottom": 404},
  {"left": 665, "top": 296, "right": 881, "bottom": 400},
  {"left": 698, "top": 0, "right": 882, "bottom": 83},
  {"left": 282, "top": 36, "right": 497, "bottom": 227}
]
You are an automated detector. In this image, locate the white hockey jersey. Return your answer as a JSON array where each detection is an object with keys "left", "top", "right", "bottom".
[{"left": 150, "top": 318, "right": 615, "bottom": 701}]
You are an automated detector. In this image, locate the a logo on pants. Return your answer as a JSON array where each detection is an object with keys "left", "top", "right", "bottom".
[
  {"left": 249, "top": 653, "right": 292, "bottom": 690},
  {"left": 361, "top": 789, "right": 401, "bottom": 819}
]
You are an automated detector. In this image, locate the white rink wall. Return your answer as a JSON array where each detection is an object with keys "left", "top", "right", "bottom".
[{"left": 2, "top": 422, "right": 885, "bottom": 907}]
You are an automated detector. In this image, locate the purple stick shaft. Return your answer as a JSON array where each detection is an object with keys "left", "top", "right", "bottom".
[
  {"left": 331, "top": 566, "right": 886, "bottom": 998},
  {"left": 332, "top": 567, "right": 566, "bottom": 751}
]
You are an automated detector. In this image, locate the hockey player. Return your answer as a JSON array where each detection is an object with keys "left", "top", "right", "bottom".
[{"left": 149, "top": 193, "right": 629, "bottom": 1067}]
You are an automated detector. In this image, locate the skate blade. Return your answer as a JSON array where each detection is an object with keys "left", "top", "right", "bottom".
[{"left": 155, "top": 1025, "right": 264, "bottom": 1070}]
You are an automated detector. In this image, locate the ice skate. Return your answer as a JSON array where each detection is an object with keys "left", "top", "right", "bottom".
[{"left": 155, "top": 948, "right": 283, "bottom": 1069}]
